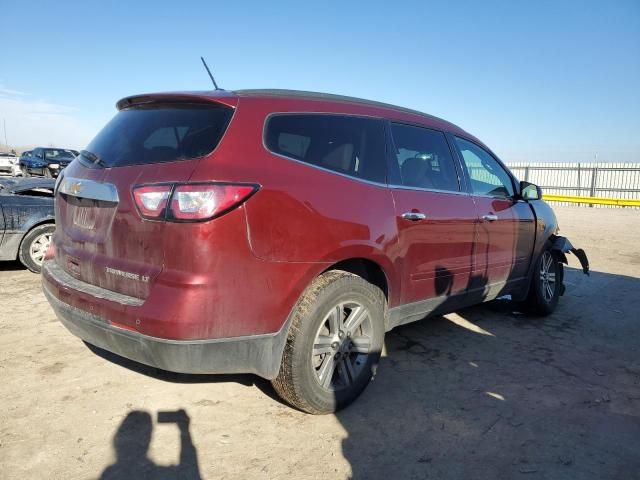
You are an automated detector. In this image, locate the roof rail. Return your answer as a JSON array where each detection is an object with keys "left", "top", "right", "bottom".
[{"left": 233, "top": 89, "right": 457, "bottom": 128}]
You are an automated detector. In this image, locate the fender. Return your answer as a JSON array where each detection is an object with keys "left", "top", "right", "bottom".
[
  {"left": 516, "top": 200, "right": 589, "bottom": 302},
  {"left": 550, "top": 235, "right": 590, "bottom": 275},
  {"left": 17, "top": 214, "right": 56, "bottom": 234},
  {"left": 526, "top": 199, "right": 589, "bottom": 275},
  {"left": 0, "top": 217, "right": 55, "bottom": 261}
]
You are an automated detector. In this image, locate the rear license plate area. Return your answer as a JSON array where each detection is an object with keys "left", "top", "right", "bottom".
[{"left": 72, "top": 199, "right": 98, "bottom": 229}]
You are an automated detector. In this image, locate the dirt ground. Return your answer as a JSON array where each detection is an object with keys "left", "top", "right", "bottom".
[{"left": 1, "top": 205, "right": 639, "bottom": 479}]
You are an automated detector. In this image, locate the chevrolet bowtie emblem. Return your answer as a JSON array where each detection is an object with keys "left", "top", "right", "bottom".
[{"left": 69, "top": 181, "right": 83, "bottom": 195}]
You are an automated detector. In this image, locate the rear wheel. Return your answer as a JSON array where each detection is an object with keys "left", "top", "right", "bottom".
[
  {"left": 272, "top": 270, "right": 386, "bottom": 414},
  {"left": 18, "top": 224, "right": 55, "bottom": 273},
  {"left": 524, "top": 248, "right": 563, "bottom": 316}
]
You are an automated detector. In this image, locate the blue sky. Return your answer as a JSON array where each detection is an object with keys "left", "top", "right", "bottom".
[{"left": 2, "top": 0, "right": 639, "bottom": 162}]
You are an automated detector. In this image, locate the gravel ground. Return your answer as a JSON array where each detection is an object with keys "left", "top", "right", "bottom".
[{"left": 1, "top": 205, "right": 639, "bottom": 479}]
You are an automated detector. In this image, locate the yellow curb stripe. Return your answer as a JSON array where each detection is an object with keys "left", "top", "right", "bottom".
[{"left": 543, "top": 194, "right": 640, "bottom": 207}]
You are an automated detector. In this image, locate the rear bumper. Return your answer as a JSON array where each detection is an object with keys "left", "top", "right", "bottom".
[{"left": 43, "top": 283, "right": 287, "bottom": 379}]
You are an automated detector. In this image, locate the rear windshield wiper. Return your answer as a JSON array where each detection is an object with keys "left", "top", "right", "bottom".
[{"left": 80, "top": 150, "right": 107, "bottom": 168}]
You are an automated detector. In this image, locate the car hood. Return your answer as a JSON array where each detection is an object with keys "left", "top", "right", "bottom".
[{"left": 0, "top": 177, "right": 55, "bottom": 193}]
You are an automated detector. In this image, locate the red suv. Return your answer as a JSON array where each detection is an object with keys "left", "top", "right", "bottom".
[{"left": 42, "top": 89, "right": 588, "bottom": 414}]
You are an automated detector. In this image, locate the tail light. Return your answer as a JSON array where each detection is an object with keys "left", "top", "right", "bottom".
[
  {"left": 169, "top": 184, "right": 257, "bottom": 221},
  {"left": 132, "top": 182, "right": 258, "bottom": 222},
  {"left": 133, "top": 185, "right": 172, "bottom": 219}
]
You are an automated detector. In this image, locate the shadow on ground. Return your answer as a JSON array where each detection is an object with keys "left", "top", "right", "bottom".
[
  {"left": 335, "top": 268, "right": 640, "bottom": 479},
  {"left": 94, "top": 268, "right": 639, "bottom": 479},
  {"left": 100, "top": 409, "right": 201, "bottom": 480},
  {"left": 0, "top": 259, "right": 26, "bottom": 271},
  {"left": 85, "top": 342, "right": 282, "bottom": 403}
]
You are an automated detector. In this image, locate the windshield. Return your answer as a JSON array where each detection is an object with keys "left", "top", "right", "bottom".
[
  {"left": 81, "top": 103, "right": 233, "bottom": 168},
  {"left": 45, "top": 149, "right": 76, "bottom": 161}
]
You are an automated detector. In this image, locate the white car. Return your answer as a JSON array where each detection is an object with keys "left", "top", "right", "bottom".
[{"left": 0, "top": 153, "right": 21, "bottom": 176}]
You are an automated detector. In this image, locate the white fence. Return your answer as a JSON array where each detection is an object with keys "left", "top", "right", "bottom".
[{"left": 506, "top": 162, "right": 640, "bottom": 208}]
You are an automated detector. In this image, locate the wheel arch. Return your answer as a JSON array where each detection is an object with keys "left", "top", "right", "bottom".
[
  {"left": 21, "top": 214, "right": 55, "bottom": 233},
  {"left": 268, "top": 254, "right": 395, "bottom": 378},
  {"left": 22, "top": 217, "right": 55, "bottom": 235},
  {"left": 321, "top": 257, "right": 391, "bottom": 303}
]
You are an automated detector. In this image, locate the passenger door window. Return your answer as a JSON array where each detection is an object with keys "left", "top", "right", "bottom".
[
  {"left": 265, "top": 114, "right": 387, "bottom": 183},
  {"left": 389, "top": 123, "right": 460, "bottom": 192},
  {"left": 454, "top": 137, "right": 514, "bottom": 198}
]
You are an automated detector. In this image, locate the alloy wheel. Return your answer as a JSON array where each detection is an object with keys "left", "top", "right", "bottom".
[
  {"left": 539, "top": 251, "right": 557, "bottom": 302},
  {"left": 312, "top": 301, "right": 373, "bottom": 391},
  {"left": 29, "top": 232, "right": 52, "bottom": 266}
]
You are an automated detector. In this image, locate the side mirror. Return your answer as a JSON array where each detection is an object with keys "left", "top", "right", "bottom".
[{"left": 520, "top": 181, "right": 542, "bottom": 201}]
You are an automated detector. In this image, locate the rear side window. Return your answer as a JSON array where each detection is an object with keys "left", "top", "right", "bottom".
[
  {"left": 389, "top": 123, "right": 460, "bottom": 192},
  {"left": 82, "top": 104, "right": 233, "bottom": 167},
  {"left": 265, "top": 114, "right": 386, "bottom": 183}
]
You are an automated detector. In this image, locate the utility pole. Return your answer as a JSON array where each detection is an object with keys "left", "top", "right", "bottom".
[{"left": 2, "top": 119, "right": 7, "bottom": 151}]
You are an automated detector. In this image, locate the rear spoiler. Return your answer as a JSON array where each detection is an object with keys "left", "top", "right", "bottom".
[{"left": 116, "top": 92, "right": 238, "bottom": 111}]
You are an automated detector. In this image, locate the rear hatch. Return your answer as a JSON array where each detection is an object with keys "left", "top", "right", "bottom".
[{"left": 54, "top": 96, "right": 235, "bottom": 299}]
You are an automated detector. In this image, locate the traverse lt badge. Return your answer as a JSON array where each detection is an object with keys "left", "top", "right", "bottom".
[{"left": 105, "top": 266, "right": 150, "bottom": 282}]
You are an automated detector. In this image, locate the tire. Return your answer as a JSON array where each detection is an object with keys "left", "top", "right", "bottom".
[
  {"left": 18, "top": 224, "right": 55, "bottom": 273},
  {"left": 272, "top": 270, "right": 386, "bottom": 414},
  {"left": 524, "top": 247, "right": 563, "bottom": 316}
]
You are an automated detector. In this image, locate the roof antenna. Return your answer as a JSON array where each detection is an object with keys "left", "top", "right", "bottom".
[{"left": 200, "top": 56, "right": 222, "bottom": 90}]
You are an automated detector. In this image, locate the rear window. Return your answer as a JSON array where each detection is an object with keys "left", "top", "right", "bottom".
[
  {"left": 265, "top": 114, "right": 386, "bottom": 183},
  {"left": 81, "top": 103, "right": 233, "bottom": 167}
]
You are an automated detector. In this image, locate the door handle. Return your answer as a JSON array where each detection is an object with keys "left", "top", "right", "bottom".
[
  {"left": 401, "top": 211, "right": 427, "bottom": 221},
  {"left": 482, "top": 214, "right": 498, "bottom": 222}
]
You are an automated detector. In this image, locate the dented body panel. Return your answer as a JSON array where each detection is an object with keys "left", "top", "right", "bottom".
[
  {"left": 513, "top": 199, "right": 589, "bottom": 300},
  {"left": 550, "top": 235, "right": 590, "bottom": 275}
]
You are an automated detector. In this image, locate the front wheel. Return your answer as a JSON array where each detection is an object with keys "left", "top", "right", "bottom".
[
  {"left": 524, "top": 248, "right": 563, "bottom": 316},
  {"left": 272, "top": 270, "right": 386, "bottom": 414}
]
